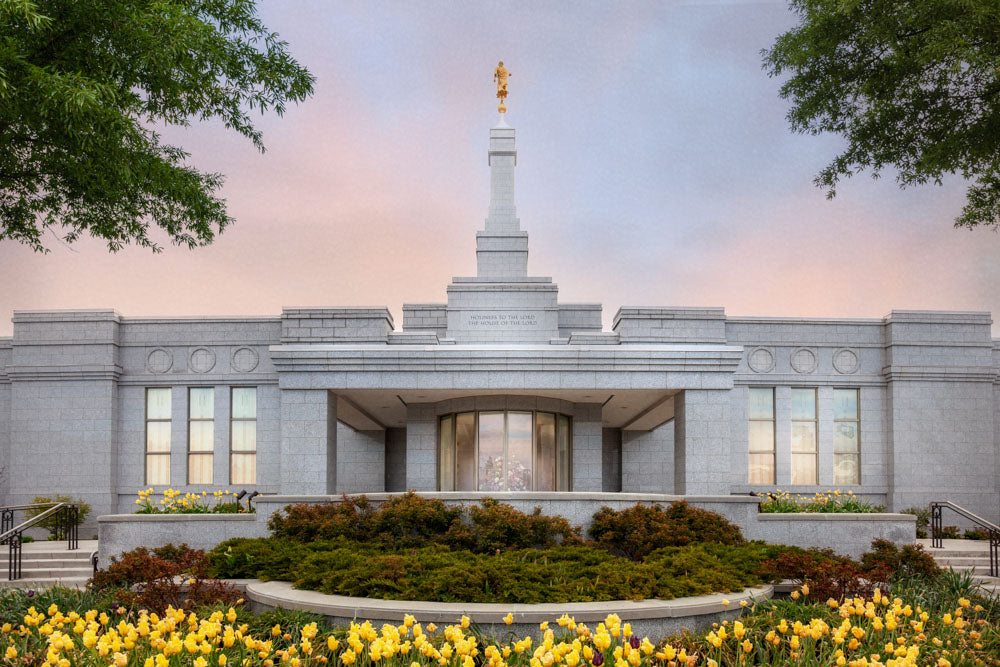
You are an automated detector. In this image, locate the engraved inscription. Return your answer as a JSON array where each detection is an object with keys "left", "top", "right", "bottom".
[{"left": 465, "top": 312, "right": 539, "bottom": 327}]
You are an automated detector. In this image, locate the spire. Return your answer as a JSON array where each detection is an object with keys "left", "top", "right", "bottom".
[{"left": 477, "top": 119, "right": 528, "bottom": 277}]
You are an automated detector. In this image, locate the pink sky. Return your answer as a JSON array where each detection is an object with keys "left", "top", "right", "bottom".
[{"left": 2, "top": 1, "right": 998, "bottom": 336}]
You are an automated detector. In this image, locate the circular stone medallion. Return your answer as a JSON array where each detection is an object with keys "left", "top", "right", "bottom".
[
  {"left": 747, "top": 347, "right": 775, "bottom": 373},
  {"left": 833, "top": 348, "right": 860, "bottom": 374},
  {"left": 146, "top": 348, "right": 173, "bottom": 374},
  {"left": 232, "top": 347, "right": 260, "bottom": 373},
  {"left": 189, "top": 347, "right": 217, "bottom": 374},
  {"left": 790, "top": 348, "right": 817, "bottom": 374}
]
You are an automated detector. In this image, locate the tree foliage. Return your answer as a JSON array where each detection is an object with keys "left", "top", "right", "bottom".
[
  {"left": 763, "top": 0, "right": 1000, "bottom": 229},
  {"left": 0, "top": 0, "right": 314, "bottom": 252}
]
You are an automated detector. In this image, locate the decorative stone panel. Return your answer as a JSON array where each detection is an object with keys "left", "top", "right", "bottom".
[
  {"left": 747, "top": 347, "right": 775, "bottom": 373},
  {"left": 146, "top": 348, "right": 173, "bottom": 374},
  {"left": 189, "top": 347, "right": 216, "bottom": 373},
  {"left": 231, "top": 347, "right": 259, "bottom": 373},
  {"left": 833, "top": 348, "right": 860, "bottom": 374},
  {"left": 790, "top": 347, "right": 817, "bottom": 374}
]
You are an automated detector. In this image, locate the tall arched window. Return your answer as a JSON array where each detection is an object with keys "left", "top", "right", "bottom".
[{"left": 438, "top": 410, "right": 571, "bottom": 491}]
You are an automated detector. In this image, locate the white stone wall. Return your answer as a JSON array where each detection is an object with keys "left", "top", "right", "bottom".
[
  {"left": 280, "top": 308, "right": 394, "bottom": 343},
  {"left": 621, "top": 422, "right": 674, "bottom": 493},
  {"left": 336, "top": 423, "right": 385, "bottom": 494},
  {"left": 888, "top": 379, "right": 995, "bottom": 516},
  {"left": 9, "top": 379, "right": 118, "bottom": 536},
  {"left": 401, "top": 304, "right": 447, "bottom": 338}
]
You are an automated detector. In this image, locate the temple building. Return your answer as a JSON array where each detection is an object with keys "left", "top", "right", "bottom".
[{"left": 1, "top": 109, "right": 998, "bottom": 528}]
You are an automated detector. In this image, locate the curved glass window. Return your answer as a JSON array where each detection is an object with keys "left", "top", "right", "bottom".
[{"left": 438, "top": 410, "right": 571, "bottom": 491}]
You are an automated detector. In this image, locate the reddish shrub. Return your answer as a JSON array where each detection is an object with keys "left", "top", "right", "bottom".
[
  {"left": 761, "top": 548, "right": 872, "bottom": 600},
  {"left": 89, "top": 544, "right": 241, "bottom": 613},
  {"left": 860, "top": 538, "right": 940, "bottom": 582}
]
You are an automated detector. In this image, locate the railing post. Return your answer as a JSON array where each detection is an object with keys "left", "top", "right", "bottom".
[
  {"left": 9, "top": 532, "right": 21, "bottom": 580},
  {"left": 1, "top": 508, "right": 12, "bottom": 535},
  {"left": 991, "top": 529, "right": 999, "bottom": 579},
  {"left": 931, "top": 503, "right": 943, "bottom": 548},
  {"left": 68, "top": 505, "right": 79, "bottom": 550}
]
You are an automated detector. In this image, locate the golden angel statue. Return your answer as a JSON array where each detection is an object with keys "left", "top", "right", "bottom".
[{"left": 494, "top": 61, "right": 510, "bottom": 113}]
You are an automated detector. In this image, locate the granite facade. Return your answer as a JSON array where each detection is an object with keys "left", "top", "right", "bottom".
[{"left": 2, "top": 119, "right": 998, "bottom": 528}]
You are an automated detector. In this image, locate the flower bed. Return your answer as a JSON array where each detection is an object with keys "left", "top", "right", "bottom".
[
  {"left": 134, "top": 488, "right": 255, "bottom": 514},
  {"left": 759, "top": 490, "right": 884, "bottom": 514},
  {"left": 2, "top": 571, "right": 996, "bottom": 667}
]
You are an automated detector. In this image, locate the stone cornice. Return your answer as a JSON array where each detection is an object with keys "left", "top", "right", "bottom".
[
  {"left": 7, "top": 364, "right": 122, "bottom": 382},
  {"left": 734, "top": 373, "right": 887, "bottom": 387},
  {"left": 882, "top": 365, "right": 996, "bottom": 383},
  {"left": 268, "top": 344, "right": 745, "bottom": 374},
  {"left": 116, "top": 373, "right": 278, "bottom": 386}
]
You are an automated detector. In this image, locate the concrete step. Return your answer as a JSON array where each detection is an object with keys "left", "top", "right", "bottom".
[
  {"left": 13, "top": 566, "right": 93, "bottom": 579},
  {"left": 0, "top": 577, "right": 89, "bottom": 590},
  {"left": 0, "top": 549, "right": 94, "bottom": 561},
  {"left": 0, "top": 557, "right": 93, "bottom": 569},
  {"left": 934, "top": 556, "right": 992, "bottom": 566},
  {"left": 925, "top": 548, "right": 993, "bottom": 558}
]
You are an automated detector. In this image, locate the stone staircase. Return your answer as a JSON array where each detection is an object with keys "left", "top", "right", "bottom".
[
  {"left": 919, "top": 538, "right": 999, "bottom": 597},
  {"left": 0, "top": 539, "right": 97, "bottom": 590}
]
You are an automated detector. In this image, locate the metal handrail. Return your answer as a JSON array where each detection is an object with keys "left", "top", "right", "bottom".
[
  {"left": 0, "top": 502, "right": 79, "bottom": 580},
  {"left": 0, "top": 503, "right": 64, "bottom": 512},
  {"left": 930, "top": 501, "right": 999, "bottom": 578}
]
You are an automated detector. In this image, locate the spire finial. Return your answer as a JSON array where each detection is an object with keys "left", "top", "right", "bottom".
[{"left": 494, "top": 60, "right": 510, "bottom": 114}]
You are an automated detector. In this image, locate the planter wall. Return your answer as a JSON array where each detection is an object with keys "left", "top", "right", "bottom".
[
  {"left": 97, "top": 513, "right": 266, "bottom": 565},
  {"left": 746, "top": 513, "right": 917, "bottom": 559}
]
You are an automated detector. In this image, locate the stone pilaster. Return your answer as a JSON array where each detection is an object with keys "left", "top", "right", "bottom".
[
  {"left": 674, "top": 389, "right": 733, "bottom": 495},
  {"left": 405, "top": 404, "right": 437, "bottom": 491},
  {"left": 279, "top": 390, "right": 337, "bottom": 494}
]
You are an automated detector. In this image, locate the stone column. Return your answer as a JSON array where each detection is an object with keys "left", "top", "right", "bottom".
[
  {"left": 673, "top": 389, "right": 732, "bottom": 495},
  {"left": 571, "top": 403, "right": 603, "bottom": 491},
  {"left": 279, "top": 390, "right": 337, "bottom": 494},
  {"left": 405, "top": 404, "right": 437, "bottom": 491}
]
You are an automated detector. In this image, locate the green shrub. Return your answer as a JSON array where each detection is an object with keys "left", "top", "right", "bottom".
[
  {"left": 462, "top": 498, "right": 583, "bottom": 552},
  {"left": 268, "top": 493, "right": 581, "bottom": 553},
  {"left": 24, "top": 495, "right": 91, "bottom": 539},
  {"left": 209, "top": 537, "right": 314, "bottom": 580},
  {"left": 589, "top": 501, "right": 744, "bottom": 559},
  {"left": 964, "top": 527, "right": 990, "bottom": 540},
  {"left": 209, "top": 537, "right": 770, "bottom": 603},
  {"left": 898, "top": 506, "right": 930, "bottom": 536}
]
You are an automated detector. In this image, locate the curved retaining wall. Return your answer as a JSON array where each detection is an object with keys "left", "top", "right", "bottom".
[
  {"left": 97, "top": 492, "right": 916, "bottom": 564},
  {"left": 245, "top": 580, "right": 774, "bottom": 638}
]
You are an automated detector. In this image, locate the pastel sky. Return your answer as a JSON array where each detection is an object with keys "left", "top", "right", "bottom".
[{"left": 3, "top": 0, "right": 999, "bottom": 336}]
